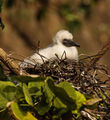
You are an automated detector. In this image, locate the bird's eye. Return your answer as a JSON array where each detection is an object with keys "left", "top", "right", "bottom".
[{"left": 62, "top": 39, "right": 72, "bottom": 47}]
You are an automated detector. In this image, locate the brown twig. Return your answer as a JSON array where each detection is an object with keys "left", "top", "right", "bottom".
[
  {"left": 0, "top": 48, "right": 39, "bottom": 77},
  {"left": 88, "top": 42, "right": 110, "bottom": 70},
  {"left": 0, "top": 48, "right": 28, "bottom": 76}
]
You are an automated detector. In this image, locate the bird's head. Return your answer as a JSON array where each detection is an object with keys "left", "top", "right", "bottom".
[{"left": 53, "top": 30, "right": 80, "bottom": 47}]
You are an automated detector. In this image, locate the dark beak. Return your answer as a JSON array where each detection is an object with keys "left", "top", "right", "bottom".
[{"left": 62, "top": 39, "right": 80, "bottom": 47}]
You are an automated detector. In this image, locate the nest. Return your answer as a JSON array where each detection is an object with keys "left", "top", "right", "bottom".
[{"left": 25, "top": 56, "right": 110, "bottom": 94}]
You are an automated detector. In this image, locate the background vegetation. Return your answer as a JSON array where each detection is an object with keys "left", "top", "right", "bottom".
[{"left": 0, "top": 0, "right": 110, "bottom": 65}]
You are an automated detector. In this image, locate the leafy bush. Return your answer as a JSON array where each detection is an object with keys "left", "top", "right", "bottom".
[{"left": 0, "top": 69, "right": 89, "bottom": 120}]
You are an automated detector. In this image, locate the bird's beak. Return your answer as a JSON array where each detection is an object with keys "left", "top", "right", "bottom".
[
  {"left": 62, "top": 39, "right": 80, "bottom": 47},
  {"left": 71, "top": 40, "right": 80, "bottom": 47}
]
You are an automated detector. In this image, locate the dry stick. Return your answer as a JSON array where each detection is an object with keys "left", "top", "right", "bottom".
[
  {"left": 0, "top": 48, "right": 28, "bottom": 75},
  {"left": 87, "top": 42, "right": 110, "bottom": 71},
  {"left": 0, "top": 48, "right": 38, "bottom": 77}
]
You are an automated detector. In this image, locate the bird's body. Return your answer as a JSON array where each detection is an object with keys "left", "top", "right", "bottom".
[{"left": 20, "top": 30, "right": 80, "bottom": 68}]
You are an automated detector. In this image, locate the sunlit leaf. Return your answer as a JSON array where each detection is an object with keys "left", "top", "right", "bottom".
[
  {"left": 34, "top": 77, "right": 53, "bottom": 115},
  {"left": 23, "top": 112, "right": 38, "bottom": 120},
  {"left": 0, "top": 81, "right": 16, "bottom": 109},
  {"left": 23, "top": 83, "right": 33, "bottom": 106},
  {"left": 11, "top": 102, "right": 25, "bottom": 120},
  {"left": 54, "top": 82, "right": 76, "bottom": 110},
  {"left": 75, "top": 90, "right": 86, "bottom": 110},
  {"left": 45, "top": 77, "right": 76, "bottom": 112},
  {"left": 28, "top": 77, "right": 45, "bottom": 96},
  {"left": 58, "top": 82, "right": 76, "bottom": 100},
  {"left": 54, "top": 97, "right": 67, "bottom": 109},
  {"left": 11, "top": 102, "right": 38, "bottom": 120},
  {"left": 58, "top": 82, "right": 86, "bottom": 111},
  {"left": 45, "top": 77, "right": 55, "bottom": 103}
]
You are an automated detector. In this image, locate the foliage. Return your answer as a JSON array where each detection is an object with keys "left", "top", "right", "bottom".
[
  {"left": 11, "top": 102, "right": 38, "bottom": 120},
  {"left": 0, "top": 64, "right": 105, "bottom": 120},
  {"left": 0, "top": 81, "right": 16, "bottom": 109},
  {"left": 0, "top": 65, "right": 91, "bottom": 120}
]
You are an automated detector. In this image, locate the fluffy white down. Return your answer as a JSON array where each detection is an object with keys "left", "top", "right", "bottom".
[{"left": 20, "top": 30, "right": 79, "bottom": 68}]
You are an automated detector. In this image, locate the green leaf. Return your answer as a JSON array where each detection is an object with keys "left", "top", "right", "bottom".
[
  {"left": 16, "top": 86, "right": 24, "bottom": 100},
  {"left": 58, "top": 82, "right": 86, "bottom": 112},
  {"left": 75, "top": 90, "right": 86, "bottom": 110},
  {"left": 0, "top": 81, "right": 16, "bottom": 109},
  {"left": 54, "top": 97, "right": 67, "bottom": 109},
  {"left": 53, "top": 82, "right": 76, "bottom": 110},
  {"left": 28, "top": 77, "right": 45, "bottom": 97},
  {"left": 0, "top": 94, "right": 8, "bottom": 109},
  {"left": 34, "top": 77, "right": 52, "bottom": 115},
  {"left": 57, "top": 82, "right": 86, "bottom": 115},
  {"left": 11, "top": 102, "right": 38, "bottom": 120},
  {"left": 23, "top": 112, "right": 38, "bottom": 120},
  {"left": 45, "top": 77, "right": 76, "bottom": 112},
  {"left": 23, "top": 83, "right": 33, "bottom": 106},
  {"left": 45, "top": 77, "right": 55, "bottom": 103},
  {"left": 11, "top": 102, "right": 25, "bottom": 120},
  {"left": 58, "top": 82, "right": 76, "bottom": 100},
  {"left": 36, "top": 96, "right": 51, "bottom": 115}
]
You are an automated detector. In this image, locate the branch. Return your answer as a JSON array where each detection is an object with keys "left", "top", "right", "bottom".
[
  {"left": 0, "top": 48, "right": 28, "bottom": 76},
  {"left": 86, "top": 42, "right": 110, "bottom": 71}
]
